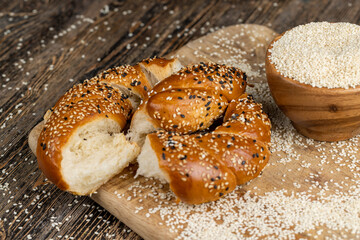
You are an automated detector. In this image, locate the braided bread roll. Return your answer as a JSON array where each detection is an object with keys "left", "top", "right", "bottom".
[
  {"left": 30, "top": 57, "right": 182, "bottom": 195},
  {"left": 29, "top": 58, "right": 271, "bottom": 204},
  {"left": 36, "top": 80, "right": 137, "bottom": 195},
  {"left": 128, "top": 62, "right": 247, "bottom": 145},
  {"left": 134, "top": 63, "right": 271, "bottom": 204}
]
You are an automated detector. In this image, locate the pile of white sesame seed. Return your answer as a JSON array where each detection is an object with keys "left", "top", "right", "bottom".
[{"left": 269, "top": 22, "right": 360, "bottom": 89}]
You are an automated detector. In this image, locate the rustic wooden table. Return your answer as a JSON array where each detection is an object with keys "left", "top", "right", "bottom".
[{"left": 1, "top": 0, "right": 359, "bottom": 239}]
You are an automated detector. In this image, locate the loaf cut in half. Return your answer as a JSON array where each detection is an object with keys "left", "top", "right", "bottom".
[
  {"left": 29, "top": 57, "right": 182, "bottom": 195},
  {"left": 34, "top": 80, "right": 139, "bottom": 195},
  {"left": 60, "top": 117, "right": 138, "bottom": 195}
]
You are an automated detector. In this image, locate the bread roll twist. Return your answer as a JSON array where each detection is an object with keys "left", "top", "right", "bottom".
[
  {"left": 134, "top": 63, "right": 271, "bottom": 204},
  {"left": 30, "top": 59, "right": 271, "bottom": 204}
]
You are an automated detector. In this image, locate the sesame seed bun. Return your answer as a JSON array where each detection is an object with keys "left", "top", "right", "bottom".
[
  {"left": 135, "top": 63, "right": 271, "bottom": 204},
  {"left": 30, "top": 59, "right": 271, "bottom": 204}
]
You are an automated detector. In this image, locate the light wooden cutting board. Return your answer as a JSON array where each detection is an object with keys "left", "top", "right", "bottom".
[{"left": 30, "top": 24, "right": 360, "bottom": 240}]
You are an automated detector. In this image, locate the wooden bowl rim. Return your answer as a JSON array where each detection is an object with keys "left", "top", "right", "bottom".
[{"left": 266, "top": 33, "right": 360, "bottom": 94}]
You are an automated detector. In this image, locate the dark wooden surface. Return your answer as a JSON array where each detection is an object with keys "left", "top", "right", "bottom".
[{"left": 1, "top": 0, "right": 360, "bottom": 239}]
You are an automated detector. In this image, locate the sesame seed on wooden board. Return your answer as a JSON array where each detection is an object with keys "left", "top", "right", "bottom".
[
  {"left": 3, "top": 1, "right": 360, "bottom": 239},
  {"left": 89, "top": 24, "right": 360, "bottom": 240}
]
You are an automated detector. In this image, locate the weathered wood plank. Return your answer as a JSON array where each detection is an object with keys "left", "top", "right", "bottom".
[{"left": 2, "top": 1, "right": 360, "bottom": 239}]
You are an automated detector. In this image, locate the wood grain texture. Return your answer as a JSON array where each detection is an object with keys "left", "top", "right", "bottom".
[
  {"left": 2, "top": 0, "right": 360, "bottom": 239},
  {"left": 266, "top": 34, "right": 360, "bottom": 141}
]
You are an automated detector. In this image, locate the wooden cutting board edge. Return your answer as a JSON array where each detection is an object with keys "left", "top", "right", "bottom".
[{"left": 91, "top": 183, "right": 175, "bottom": 240}]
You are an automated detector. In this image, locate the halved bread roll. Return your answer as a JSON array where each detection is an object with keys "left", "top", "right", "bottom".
[
  {"left": 30, "top": 57, "right": 182, "bottom": 195},
  {"left": 33, "top": 80, "right": 139, "bottom": 195}
]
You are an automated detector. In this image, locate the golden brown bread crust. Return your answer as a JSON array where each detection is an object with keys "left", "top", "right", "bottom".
[
  {"left": 139, "top": 57, "right": 181, "bottom": 85},
  {"left": 138, "top": 63, "right": 271, "bottom": 204},
  {"left": 92, "top": 64, "right": 151, "bottom": 99},
  {"left": 196, "top": 133, "right": 270, "bottom": 185},
  {"left": 147, "top": 130, "right": 270, "bottom": 204},
  {"left": 145, "top": 62, "right": 247, "bottom": 133},
  {"left": 147, "top": 132, "right": 238, "bottom": 204},
  {"left": 90, "top": 57, "right": 181, "bottom": 101},
  {"left": 150, "top": 62, "right": 247, "bottom": 101},
  {"left": 146, "top": 89, "right": 228, "bottom": 133},
  {"left": 140, "top": 56, "right": 178, "bottom": 68},
  {"left": 215, "top": 94, "right": 271, "bottom": 145},
  {"left": 35, "top": 57, "right": 181, "bottom": 194},
  {"left": 36, "top": 80, "right": 132, "bottom": 193}
]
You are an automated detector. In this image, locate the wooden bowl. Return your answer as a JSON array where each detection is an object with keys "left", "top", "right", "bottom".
[{"left": 265, "top": 34, "right": 360, "bottom": 142}]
